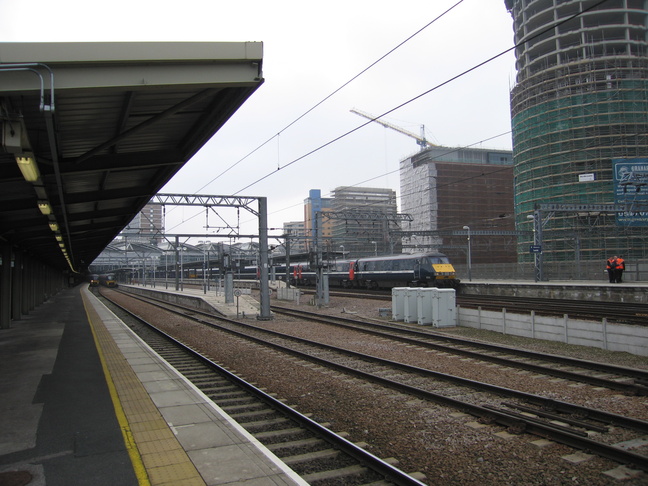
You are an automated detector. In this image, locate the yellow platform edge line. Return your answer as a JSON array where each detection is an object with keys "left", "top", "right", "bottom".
[{"left": 81, "top": 289, "right": 151, "bottom": 486}]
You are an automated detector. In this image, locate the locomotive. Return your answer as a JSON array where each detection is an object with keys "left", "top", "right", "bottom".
[
  {"left": 98, "top": 274, "right": 118, "bottom": 288},
  {"left": 332, "top": 252, "right": 459, "bottom": 289}
]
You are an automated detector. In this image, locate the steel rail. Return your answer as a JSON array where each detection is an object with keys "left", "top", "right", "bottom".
[
  {"left": 99, "top": 289, "right": 427, "bottom": 486},
  {"left": 113, "top": 288, "right": 648, "bottom": 434},
  {"left": 271, "top": 305, "right": 648, "bottom": 393},
  {"left": 113, "top": 288, "right": 648, "bottom": 473}
]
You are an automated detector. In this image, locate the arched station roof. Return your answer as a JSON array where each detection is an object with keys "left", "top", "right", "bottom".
[{"left": 0, "top": 42, "right": 264, "bottom": 273}]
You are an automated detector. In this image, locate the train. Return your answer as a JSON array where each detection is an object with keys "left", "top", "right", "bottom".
[
  {"left": 98, "top": 274, "right": 118, "bottom": 288},
  {"left": 242, "top": 252, "right": 459, "bottom": 289}
]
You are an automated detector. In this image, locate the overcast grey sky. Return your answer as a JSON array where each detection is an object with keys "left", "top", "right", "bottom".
[{"left": 0, "top": 0, "right": 517, "bottom": 240}]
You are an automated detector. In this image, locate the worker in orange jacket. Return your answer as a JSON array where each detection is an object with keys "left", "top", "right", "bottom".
[
  {"left": 606, "top": 256, "right": 617, "bottom": 283},
  {"left": 614, "top": 256, "right": 625, "bottom": 283}
]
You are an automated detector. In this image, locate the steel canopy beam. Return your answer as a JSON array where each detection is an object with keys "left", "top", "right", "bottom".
[{"left": 152, "top": 194, "right": 259, "bottom": 216}]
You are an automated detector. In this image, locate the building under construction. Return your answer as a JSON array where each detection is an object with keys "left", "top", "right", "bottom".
[
  {"left": 330, "top": 186, "right": 400, "bottom": 257},
  {"left": 505, "top": 0, "right": 648, "bottom": 263},
  {"left": 399, "top": 146, "right": 515, "bottom": 265},
  {"left": 304, "top": 187, "right": 401, "bottom": 257}
]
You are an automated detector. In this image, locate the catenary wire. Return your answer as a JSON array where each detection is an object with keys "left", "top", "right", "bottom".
[
  {"left": 232, "top": 0, "right": 611, "bottom": 196},
  {"left": 191, "top": 0, "right": 465, "bottom": 195},
  {"left": 166, "top": 0, "right": 612, "bottom": 235}
]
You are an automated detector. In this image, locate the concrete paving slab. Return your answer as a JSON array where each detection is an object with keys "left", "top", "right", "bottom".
[
  {"left": 614, "top": 437, "right": 648, "bottom": 450},
  {"left": 602, "top": 465, "right": 643, "bottom": 480},
  {"left": 529, "top": 439, "right": 554, "bottom": 448},
  {"left": 466, "top": 421, "right": 489, "bottom": 429},
  {"left": 561, "top": 451, "right": 594, "bottom": 464}
]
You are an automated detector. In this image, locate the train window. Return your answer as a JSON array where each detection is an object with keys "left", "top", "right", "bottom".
[{"left": 429, "top": 256, "right": 450, "bottom": 264}]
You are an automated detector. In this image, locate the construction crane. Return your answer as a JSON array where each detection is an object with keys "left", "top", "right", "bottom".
[{"left": 351, "top": 108, "right": 435, "bottom": 151}]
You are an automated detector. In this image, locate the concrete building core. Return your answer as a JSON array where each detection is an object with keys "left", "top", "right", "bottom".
[{"left": 505, "top": 0, "right": 648, "bottom": 262}]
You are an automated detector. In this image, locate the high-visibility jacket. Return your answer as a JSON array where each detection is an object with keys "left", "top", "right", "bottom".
[
  {"left": 606, "top": 258, "right": 617, "bottom": 270},
  {"left": 616, "top": 258, "right": 625, "bottom": 270}
]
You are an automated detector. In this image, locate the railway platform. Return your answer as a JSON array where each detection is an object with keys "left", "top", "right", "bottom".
[
  {"left": 0, "top": 285, "right": 306, "bottom": 486},
  {"left": 122, "top": 282, "right": 266, "bottom": 319},
  {"left": 459, "top": 279, "right": 648, "bottom": 304}
]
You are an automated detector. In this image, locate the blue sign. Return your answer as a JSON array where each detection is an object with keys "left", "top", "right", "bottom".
[
  {"left": 613, "top": 158, "right": 648, "bottom": 226},
  {"left": 529, "top": 245, "right": 542, "bottom": 253}
]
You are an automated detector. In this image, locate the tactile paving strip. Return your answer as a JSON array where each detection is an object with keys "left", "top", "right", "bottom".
[{"left": 82, "top": 292, "right": 206, "bottom": 486}]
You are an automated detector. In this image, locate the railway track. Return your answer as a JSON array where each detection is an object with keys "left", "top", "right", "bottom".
[
  {"left": 271, "top": 305, "right": 648, "bottom": 395},
  {"left": 105, "top": 287, "right": 648, "bottom": 475},
  {"left": 300, "top": 288, "right": 648, "bottom": 326},
  {"left": 95, "top": 288, "right": 427, "bottom": 486}
]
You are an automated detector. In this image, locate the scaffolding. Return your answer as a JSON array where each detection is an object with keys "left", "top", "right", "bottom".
[
  {"left": 508, "top": 0, "right": 648, "bottom": 263},
  {"left": 399, "top": 147, "right": 515, "bottom": 264},
  {"left": 329, "top": 187, "right": 401, "bottom": 257}
]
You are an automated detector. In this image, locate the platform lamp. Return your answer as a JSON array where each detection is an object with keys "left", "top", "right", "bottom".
[
  {"left": 15, "top": 153, "right": 40, "bottom": 182},
  {"left": 462, "top": 226, "right": 472, "bottom": 282}
]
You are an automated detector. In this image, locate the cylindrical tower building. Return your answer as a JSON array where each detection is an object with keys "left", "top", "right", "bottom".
[{"left": 505, "top": 0, "right": 648, "bottom": 264}]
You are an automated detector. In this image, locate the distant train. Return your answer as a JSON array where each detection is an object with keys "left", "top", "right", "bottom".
[
  {"left": 89, "top": 274, "right": 99, "bottom": 287},
  {"left": 98, "top": 274, "right": 118, "bottom": 288},
  {"left": 242, "top": 252, "right": 459, "bottom": 289}
]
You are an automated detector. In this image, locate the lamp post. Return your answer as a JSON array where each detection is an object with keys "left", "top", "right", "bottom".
[
  {"left": 527, "top": 213, "right": 544, "bottom": 282},
  {"left": 206, "top": 243, "right": 211, "bottom": 291},
  {"left": 462, "top": 226, "right": 472, "bottom": 282},
  {"left": 371, "top": 241, "right": 377, "bottom": 256},
  {"left": 164, "top": 247, "right": 169, "bottom": 289},
  {"left": 199, "top": 240, "right": 211, "bottom": 293},
  {"left": 180, "top": 246, "right": 184, "bottom": 290}
]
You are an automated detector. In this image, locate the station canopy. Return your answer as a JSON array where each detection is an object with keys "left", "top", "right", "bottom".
[{"left": 0, "top": 42, "right": 264, "bottom": 273}]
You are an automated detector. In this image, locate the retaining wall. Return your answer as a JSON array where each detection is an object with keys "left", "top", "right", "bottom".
[{"left": 458, "top": 306, "right": 648, "bottom": 357}]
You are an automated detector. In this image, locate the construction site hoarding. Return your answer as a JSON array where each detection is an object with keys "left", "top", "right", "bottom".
[{"left": 614, "top": 158, "right": 648, "bottom": 226}]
